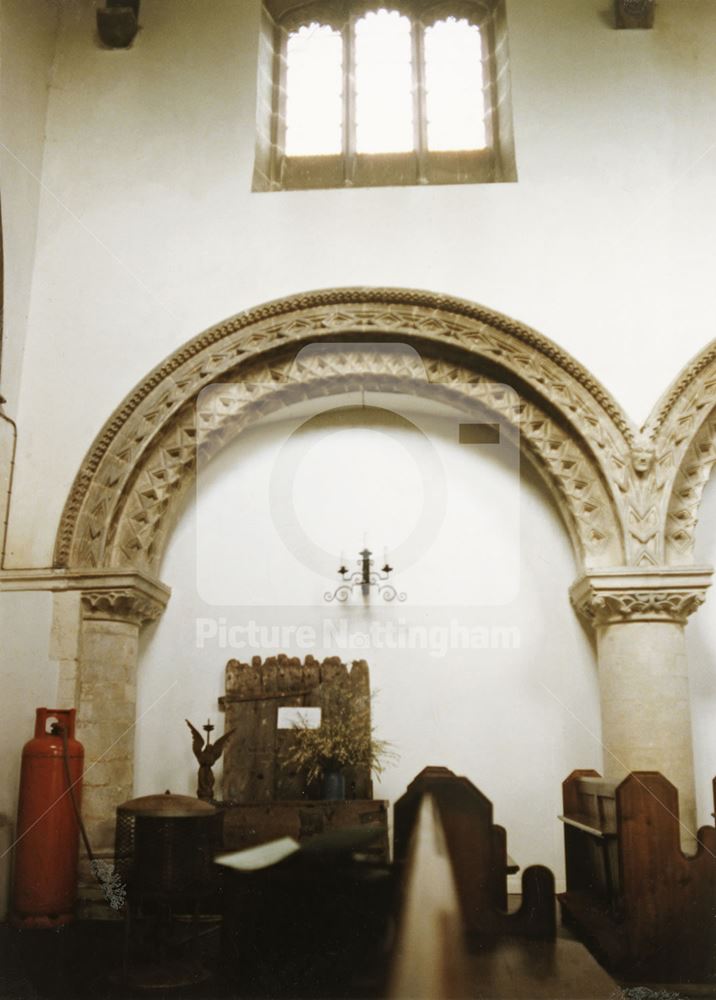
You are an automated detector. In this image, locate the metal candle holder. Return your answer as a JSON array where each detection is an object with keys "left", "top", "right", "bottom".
[{"left": 324, "top": 548, "right": 406, "bottom": 603}]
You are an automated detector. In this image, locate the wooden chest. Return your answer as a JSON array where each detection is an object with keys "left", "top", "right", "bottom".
[{"left": 219, "top": 799, "right": 389, "bottom": 861}]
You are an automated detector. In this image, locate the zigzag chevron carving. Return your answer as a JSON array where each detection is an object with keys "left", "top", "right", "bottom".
[{"left": 55, "top": 288, "right": 716, "bottom": 575}]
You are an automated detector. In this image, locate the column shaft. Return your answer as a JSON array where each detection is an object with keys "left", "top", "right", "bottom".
[
  {"left": 597, "top": 620, "right": 696, "bottom": 841},
  {"left": 571, "top": 566, "right": 712, "bottom": 852},
  {"left": 76, "top": 617, "right": 139, "bottom": 852}
]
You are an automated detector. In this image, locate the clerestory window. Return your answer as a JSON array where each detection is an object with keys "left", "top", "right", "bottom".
[{"left": 254, "top": 2, "right": 517, "bottom": 190}]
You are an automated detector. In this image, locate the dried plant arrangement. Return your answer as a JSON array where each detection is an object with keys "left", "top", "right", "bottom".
[{"left": 281, "top": 698, "right": 398, "bottom": 786}]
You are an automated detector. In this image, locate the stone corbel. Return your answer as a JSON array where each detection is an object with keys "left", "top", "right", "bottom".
[{"left": 570, "top": 566, "right": 713, "bottom": 626}]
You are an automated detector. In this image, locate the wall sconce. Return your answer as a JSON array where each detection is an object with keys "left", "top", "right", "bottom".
[
  {"left": 325, "top": 548, "right": 406, "bottom": 604},
  {"left": 97, "top": 0, "right": 140, "bottom": 48}
]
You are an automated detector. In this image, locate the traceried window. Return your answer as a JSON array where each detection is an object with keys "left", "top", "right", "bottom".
[{"left": 254, "top": 2, "right": 516, "bottom": 190}]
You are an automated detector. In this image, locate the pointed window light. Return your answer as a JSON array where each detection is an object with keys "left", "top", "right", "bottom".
[
  {"left": 355, "top": 9, "right": 414, "bottom": 154},
  {"left": 285, "top": 22, "right": 343, "bottom": 156},
  {"left": 425, "top": 17, "right": 487, "bottom": 151}
]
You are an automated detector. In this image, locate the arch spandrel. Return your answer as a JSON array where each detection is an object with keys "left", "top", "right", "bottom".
[
  {"left": 642, "top": 337, "right": 716, "bottom": 565},
  {"left": 54, "top": 289, "right": 634, "bottom": 574}
]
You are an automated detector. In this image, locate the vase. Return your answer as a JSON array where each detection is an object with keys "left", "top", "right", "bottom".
[{"left": 322, "top": 770, "right": 346, "bottom": 800}]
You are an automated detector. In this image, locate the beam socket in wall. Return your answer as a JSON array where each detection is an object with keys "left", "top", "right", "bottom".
[
  {"left": 615, "top": 0, "right": 654, "bottom": 29},
  {"left": 97, "top": 0, "right": 140, "bottom": 49}
]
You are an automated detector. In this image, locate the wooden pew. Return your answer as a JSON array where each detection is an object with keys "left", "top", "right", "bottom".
[
  {"left": 388, "top": 794, "right": 472, "bottom": 999},
  {"left": 559, "top": 769, "right": 716, "bottom": 981},
  {"left": 388, "top": 769, "right": 617, "bottom": 1000},
  {"left": 394, "top": 767, "right": 555, "bottom": 940}
]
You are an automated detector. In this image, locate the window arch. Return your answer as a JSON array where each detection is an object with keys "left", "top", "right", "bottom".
[{"left": 254, "top": 1, "right": 517, "bottom": 190}]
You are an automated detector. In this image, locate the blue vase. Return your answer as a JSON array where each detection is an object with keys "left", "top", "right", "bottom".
[{"left": 323, "top": 770, "right": 346, "bottom": 800}]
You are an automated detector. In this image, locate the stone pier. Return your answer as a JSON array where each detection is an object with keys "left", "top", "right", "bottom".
[{"left": 571, "top": 567, "right": 712, "bottom": 850}]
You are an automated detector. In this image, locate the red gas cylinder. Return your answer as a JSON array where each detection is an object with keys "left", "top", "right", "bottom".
[{"left": 12, "top": 708, "right": 84, "bottom": 928}]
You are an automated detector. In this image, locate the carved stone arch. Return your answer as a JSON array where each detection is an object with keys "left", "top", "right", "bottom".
[
  {"left": 644, "top": 338, "right": 716, "bottom": 564},
  {"left": 54, "top": 288, "right": 634, "bottom": 575}
]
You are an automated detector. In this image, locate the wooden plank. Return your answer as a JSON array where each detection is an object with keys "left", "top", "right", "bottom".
[
  {"left": 559, "top": 814, "right": 606, "bottom": 838},
  {"left": 274, "top": 657, "right": 309, "bottom": 799},
  {"left": 222, "top": 657, "right": 264, "bottom": 801}
]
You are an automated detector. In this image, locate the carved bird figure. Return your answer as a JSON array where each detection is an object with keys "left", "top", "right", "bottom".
[{"left": 186, "top": 718, "right": 234, "bottom": 801}]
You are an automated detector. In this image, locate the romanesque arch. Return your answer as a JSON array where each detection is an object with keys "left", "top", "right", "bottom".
[
  {"left": 45, "top": 289, "right": 714, "bottom": 861},
  {"left": 54, "top": 288, "right": 635, "bottom": 576}
]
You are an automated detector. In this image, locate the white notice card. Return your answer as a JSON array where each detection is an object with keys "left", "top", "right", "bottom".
[
  {"left": 215, "top": 837, "right": 300, "bottom": 871},
  {"left": 277, "top": 706, "right": 321, "bottom": 729}
]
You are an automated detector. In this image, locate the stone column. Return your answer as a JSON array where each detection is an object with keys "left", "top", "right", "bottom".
[
  {"left": 77, "top": 576, "right": 170, "bottom": 854},
  {"left": 571, "top": 567, "right": 712, "bottom": 849},
  {"left": 0, "top": 567, "right": 170, "bottom": 914}
]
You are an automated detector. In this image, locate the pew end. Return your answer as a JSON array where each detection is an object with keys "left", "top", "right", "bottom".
[
  {"left": 394, "top": 767, "right": 556, "bottom": 943},
  {"left": 558, "top": 769, "right": 716, "bottom": 981}
]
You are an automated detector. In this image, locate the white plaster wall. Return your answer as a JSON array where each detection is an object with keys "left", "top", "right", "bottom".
[
  {"left": 0, "top": 590, "right": 58, "bottom": 918},
  {"left": 8, "top": 0, "right": 716, "bottom": 566},
  {"left": 135, "top": 397, "right": 602, "bottom": 887},
  {"left": 0, "top": 0, "right": 59, "bottom": 417},
  {"left": 0, "top": 0, "right": 714, "bottom": 900}
]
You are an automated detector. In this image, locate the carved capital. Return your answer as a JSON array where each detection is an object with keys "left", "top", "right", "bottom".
[
  {"left": 570, "top": 567, "right": 713, "bottom": 626},
  {"left": 79, "top": 572, "right": 170, "bottom": 624},
  {"left": 0, "top": 567, "right": 171, "bottom": 627},
  {"left": 81, "top": 587, "right": 166, "bottom": 626}
]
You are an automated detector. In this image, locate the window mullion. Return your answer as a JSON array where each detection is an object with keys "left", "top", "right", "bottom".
[
  {"left": 344, "top": 18, "right": 356, "bottom": 186},
  {"left": 480, "top": 22, "right": 497, "bottom": 158},
  {"left": 274, "top": 24, "right": 289, "bottom": 187},
  {"left": 412, "top": 20, "right": 428, "bottom": 183}
]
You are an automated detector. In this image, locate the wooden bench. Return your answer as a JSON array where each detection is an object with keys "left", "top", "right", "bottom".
[
  {"left": 388, "top": 793, "right": 472, "bottom": 999},
  {"left": 388, "top": 770, "right": 615, "bottom": 1000},
  {"left": 558, "top": 769, "right": 716, "bottom": 980},
  {"left": 394, "top": 766, "right": 555, "bottom": 940}
]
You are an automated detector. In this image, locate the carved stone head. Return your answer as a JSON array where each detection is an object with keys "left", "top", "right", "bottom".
[{"left": 632, "top": 439, "right": 655, "bottom": 475}]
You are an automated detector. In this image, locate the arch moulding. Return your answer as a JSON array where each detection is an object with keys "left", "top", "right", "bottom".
[
  {"left": 54, "top": 288, "right": 644, "bottom": 577},
  {"left": 643, "top": 337, "right": 716, "bottom": 565},
  {"left": 35, "top": 289, "right": 716, "bottom": 867}
]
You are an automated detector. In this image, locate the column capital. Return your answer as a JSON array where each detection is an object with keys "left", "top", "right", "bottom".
[
  {"left": 0, "top": 567, "right": 171, "bottom": 626},
  {"left": 570, "top": 566, "right": 713, "bottom": 626},
  {"left": 81, "top": 574, "right": 169, "bottom": 626}
]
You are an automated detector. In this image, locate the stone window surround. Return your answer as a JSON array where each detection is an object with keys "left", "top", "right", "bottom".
[{"left": 252, "top": 0, "right": 518, "bottom": 191}]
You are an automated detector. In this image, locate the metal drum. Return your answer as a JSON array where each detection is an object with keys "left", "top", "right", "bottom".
[{"left": 115, "top": 792, "right": 223, "bottom": 900}]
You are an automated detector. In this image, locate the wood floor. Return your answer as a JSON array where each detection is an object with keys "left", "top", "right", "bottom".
[
  {"left": 468, "top": 935, "right": 618, "bottom": 1000},
  {"left": 2, "top": 914, "right": 714, "bottom": 999}
]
